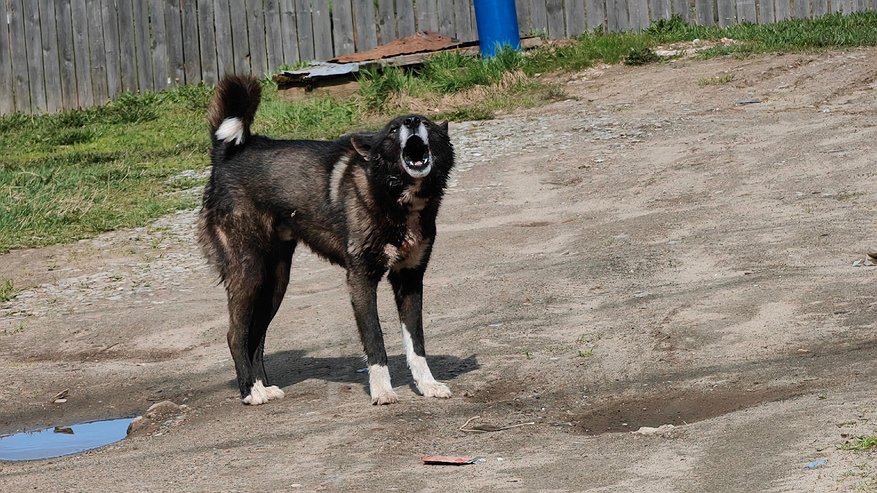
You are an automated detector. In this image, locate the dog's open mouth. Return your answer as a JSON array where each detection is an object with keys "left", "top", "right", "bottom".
[{"left": 401, "top": 135, "right": 432, "bottom": 178}]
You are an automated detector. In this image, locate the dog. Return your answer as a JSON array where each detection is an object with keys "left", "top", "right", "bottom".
[{"left": 198, "top": 75, "right": 455, "bottom": 405}]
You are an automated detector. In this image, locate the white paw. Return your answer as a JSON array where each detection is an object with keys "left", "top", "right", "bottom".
[
  {"left": 242, "top": 380, "right": 284, "bottom": 406},
  {"left": 371, "top": 388, "right": 400, "bottom": 405},
  {"left": 418, "top": 380, "right": 452, "bottom": 399}
]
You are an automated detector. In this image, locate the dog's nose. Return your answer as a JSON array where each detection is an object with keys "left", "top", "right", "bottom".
[{"left": 403, "top": 116, "right": 420, "bottom": 128}]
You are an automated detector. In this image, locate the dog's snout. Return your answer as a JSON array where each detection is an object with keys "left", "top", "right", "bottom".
[{"left": 403, "top": 116, "right": 421, "bottom": 128}]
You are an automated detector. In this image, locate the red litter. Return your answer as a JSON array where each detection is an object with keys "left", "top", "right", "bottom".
[{"left": 421, "top": 455, "right": 485, "bottom": 465}]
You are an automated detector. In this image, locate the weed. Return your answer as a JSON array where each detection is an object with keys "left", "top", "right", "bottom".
[
  {"left": 843, "top": 436, "right": 877, "bottom": 451},
  {"left": 624, "top": 47, "right": 660, "bottom": 65},
  {"left": 698, "top": 74, "right": 736, "bottom": 86},
  {"left": 2, "top": 322, "right": 24, "bottom": 336},
  {"left": 577, "top": 349, "right": 594, "bottom": 358},
  {"left": 0, "top": 279, "right": 16, "bottom": 302}
]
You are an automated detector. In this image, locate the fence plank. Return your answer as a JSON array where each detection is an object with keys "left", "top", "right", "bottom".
[
  {"left": 197, "top": 0, "right": 219, "bottom": 83},
  {"left": 164, "top": 0, "right": 185, "bottom": 85},
  {"left": 717, "top": 0, "right": 738, "bottom": 25},
  {"left": 651, "top": 0, "right": 673, "bottom": 20},
  {"left": 9, "top": 0, "right": 31, "bottom": 112},
  {"left": 312, "top": 0, "right": 333, "bottom": 60},
  {"left": 671, "top": 0, "right": 690, "bottom": 22},
  {"left": 181, "top": 0, "right": 202, "bottom": 84},
  {"left": 529, "top": 0, "right": 549, "bottom": 34},
  {"left": 565, "top": 0, "right": 587, "bottom": 36},
  {"left": 279, "top": 0, "right": 300, "bottom": 63},
  {"left": 397, "top": 0, "right": 416, "bottom": 37},
  {"left": 546, "top": 0, "right": 566, "bottom": 37},
  {"left": 332, "top": 0, "right": 355, "bottom": 55},
  {"left": 101, "top": 0, "right": 121, "bottom": 98},
  {"left": 38, "top": 0, "right": 62, "bottom": 113},
  {"left": 0, "top": 0, "right": 13, "bottom": 114},
  {"left": 759, "top": 0, "right": 775, "bottom": 21},
  {"left": 24, "top": 2, "right": 47, "bottom": 113},
  {"left": 150, "top": 0, "right": 170, "bottom": 88},
  {"left": 376, "top": 0, "right": 396, "bottom": 44},
  {"left": 86, "top": 0, "right": 109, "bottom": 104},
  {"left": 213, "top": 0, "right": 234, "bottom": 76},
  {"left": 810, "top": 0, "right": 827, "bottom": 16},
  {"left": 132, "top": 0, "right": 153, "bottom": 90},
  {"left": 295, "top": 0, "right": 315, "bottom": 61},
  {"left": 515, "top": 0, "right": 531, "bottom": 34},
  {"left": 736, "top": 0, "right": 758, "bottom": 21},
  {"left": 415, "top": 0, "right": 439, "bottom": 31},
  {"left": 265, "top": 0, "right": 285, "bottom": 71},
  {"left": 229, "top": 0, "right": 250, "bottom": 73},
  {"left": 353, "top": 1, "right": 379, "bottom": 50},
  {"left": 629, "top": 0, "right": 650, "bottom": 29},
  {"left": 607, "top": 0, "right": 630, "bottom": 31},
  {"left": 246, "top": 0, "right": 268, "bottom": 76},
  {"left": 55, "top": 29, "right": 75, "bottom": 107},
  {"left": 455, "top": 0, "right": 476, "bottom": 42},
  {"left": 438, "top": 1, "right": 454, "bottom": 34},
  {"left": 70, "top": 0, "right": 93, "bottom": 106},
  {"left": 586, "top": 0, "right": 606, "bottom": 30},
  {"left": 695, "top": 0, "right": 716, "bottom": 24},
  {"left": 793, "top": 0, "right": 810, "bottom": 16},
  {"left": 116, "top": 0, "right": 139, "bottom": 92},
  {"left": 774, "top": 0, "right": 791, "bottom": 19}
]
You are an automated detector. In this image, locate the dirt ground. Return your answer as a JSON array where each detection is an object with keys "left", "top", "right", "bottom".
[{"left": 2, "top": 47, "right": 876, "bottom": 492}]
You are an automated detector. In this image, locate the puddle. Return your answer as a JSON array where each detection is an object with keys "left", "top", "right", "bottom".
[{"left": 0, "top": 417, "right": 133, "bottom": 461}]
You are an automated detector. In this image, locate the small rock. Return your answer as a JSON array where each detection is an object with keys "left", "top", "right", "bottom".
[{"left": 632, "top": 424, "right": 676, "bottom": 436}]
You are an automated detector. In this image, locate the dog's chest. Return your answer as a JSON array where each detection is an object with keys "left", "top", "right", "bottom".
[{"left": 384, "top": 211, "right": 430, "bottom": 270}]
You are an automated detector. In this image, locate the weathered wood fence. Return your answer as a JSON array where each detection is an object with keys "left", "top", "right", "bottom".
[{"left": 1, "top": 0, "right": 876, "bottom": 115}]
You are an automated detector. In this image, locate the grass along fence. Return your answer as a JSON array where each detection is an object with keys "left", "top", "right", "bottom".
[{"left": 2, "top": 0, "right": 877, "bottom": 116}]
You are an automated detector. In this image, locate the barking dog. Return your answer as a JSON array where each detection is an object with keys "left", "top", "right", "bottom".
[{"left": 198, "top": 75, "right": 455, "bottom": 405}]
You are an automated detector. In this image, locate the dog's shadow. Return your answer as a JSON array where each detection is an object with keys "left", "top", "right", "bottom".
[{"left": 225, "top": 351, "right": 480, "bottom": 396}]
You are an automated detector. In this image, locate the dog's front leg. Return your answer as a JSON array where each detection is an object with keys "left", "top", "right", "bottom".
[
  {"left": 347, "top": 270, "right": 398, "bottom": 405},
  {"left": 388, "top": 267, "right": 452, "bottom": 399}
]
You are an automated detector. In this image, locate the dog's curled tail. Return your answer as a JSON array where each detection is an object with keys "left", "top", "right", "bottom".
[{"left": 207, "top": 75, "right": 262, "bottom": 148}]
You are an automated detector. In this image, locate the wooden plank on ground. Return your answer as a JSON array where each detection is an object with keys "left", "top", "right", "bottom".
[
  {"left": 71, "top": 0, "right": 93, "bottom": 106},
  {"left": 629, "top": 0, "right": 650, "bottom": 29},
  {"left": 774, "top": 0, "right": 791, "bottom": 20},
  {"left": 438, "top": 1, "right": 454, "bottom": 35},
  {"left": 529, "top": 0, "right": 549, "bottom": 34},
  {"left": 650, "top": 0, "right": 673, "bottom": 20},
  {"left": 279, "top": 0, "right": 300, "bottom": 64},
  {"left": 214, "top": 0, "right": 235, "bottom": 77},
  {"left": 38, "top": 0, "right": 62, "bottom": 113},
  {"left": 455, "top": 0, "right": 476, "bottom": 42},
  {"left": 311, "top": 0, "right": 333, "bottom": 61},
  {"left": 86, "top": 0, "right": 109, "bottom": 104},
  {"left": 150, "top": 0, "right": 170, "bottom": 88},
  {"left": 415, "top": 0, "right": 439, "bottom": 32},
  {"left": 197, "top": 0, "right": 219, "bottom": 84},
  {"left": 695, "top": 0, "right": 716, "bottom": 24},
  {"left": 332, "top": 0, "right": 355, "bottom": 56},
  {"left": 810, "top": 0, "right": 827, "bottom": 16},
  {"left": 671, "top": 0, "right": 690, "bottom": 22},
  {"left": 397, "top": 0, "right": 416, "bottom": 37},
  {"left": 181, "top": 0, "right": 202, "bottom": 84},
  {"left": 546, "top": 0, "right": 566, "bottom": 38},
  {"left": 24, "top": 1, "right": 48, "bottom": 113},
  {"left": 265, "top": 0, "right": 285, "bottom": 71},
  {"left": 246, "top": 0, "right": 269, "bottom": 76},
  {"left": 353, "top": 0, "right": 379, "bottom": 51},
  {"left": 793, "top": 0, "right": 811, "bottom": 16},
  {"left": 717, "top": 0, "right": 738, "bottom": 26},
  {"left": 229, "top": 0, "right": 250, "bottom": 74},
  {"left": 116, "top": 0, "right": 139, "bottom": 92},
  {"left": 0, "top": 0, "right": 13, "bottom": 114},
  {"left": 586, "top": 0, "right": 607, "bottom": 30},
  {"left": 101, "top": 0, "right": 121, "bottom": 99},
  {"left": 607, "top": 0, "right": 631, "bottom": 31},
  {"left": 376, "top": 0, "right": 396, "bottom": 44},
  {"left": 736, "top": 0, "right": 757, "bottom": 22},
  {"left": 565, "top": 0, "right": 587, "bottom": 36},
  {"left": 294, "top": 0, "right": 315, "bottom": 61},
  {"left": 132, "top": 0, "right": 154, "bottom": 90}
]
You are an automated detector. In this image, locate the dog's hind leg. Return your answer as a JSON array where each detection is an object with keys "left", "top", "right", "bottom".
[
  {"left": 347, "top": 270, "right": 398, "bottom": 405},
  {"left": 388, "top": 267, "right": 451, "bottom": 399}
]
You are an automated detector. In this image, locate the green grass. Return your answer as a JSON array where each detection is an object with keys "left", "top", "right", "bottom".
[
  {"left": 843, "top": 435, "right": 877, "bottom": 451},
  {"left": 1, "top": 12, "right": 876, "bottom": 252},
  {"left": 0, "top": 279, "right": 16, "bottom": 302},
  {"left": 698, "top": 74, "right": 736, "bottom": 86}
]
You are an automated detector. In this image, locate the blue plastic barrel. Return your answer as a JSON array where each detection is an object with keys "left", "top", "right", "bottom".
[{"left": 473, "top": 0, "right": 521, "bottom": 57}]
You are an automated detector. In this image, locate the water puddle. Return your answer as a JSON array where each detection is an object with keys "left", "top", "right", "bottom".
[{"left": 0, "top": 417, "right": 133, "bottom": 461}]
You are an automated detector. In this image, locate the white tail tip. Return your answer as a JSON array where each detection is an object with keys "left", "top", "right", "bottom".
[{"left": 215, "top": 117, "right": 244, "bottom": 145}]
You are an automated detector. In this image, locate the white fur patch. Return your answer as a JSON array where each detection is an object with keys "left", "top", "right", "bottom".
[
  {"left": 215, "top": 117, "right": 245, "bottom": 145},
  {"left": 401, "top": 323, "right": 451, "bottom": 398},
  {"left": 368, "top": 364, "right": 398, "bottom": 405},
  {"left": 329, "top": 155, "right": 350, "bottom": 203},
  {"left": 242, "top": 380, "right": 285, "bottom": 405}
]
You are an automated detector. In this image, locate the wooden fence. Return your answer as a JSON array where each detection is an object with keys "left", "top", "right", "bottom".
[{"left": 1, "top": 0, "right": 876, "bottom": 115}]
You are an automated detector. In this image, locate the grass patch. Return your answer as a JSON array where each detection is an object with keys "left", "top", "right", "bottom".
[
  {"left": 0, "top": 279, "right": 17, "bottom": 302},
  {"left": 2, "top": 12, "right": 876, "bottom": 252},
  {"left": 843, "top": 435, "right": 877, "bottom": 451},
  {"left": 698, "top": 74, "right": 736, "bottom": 86}
]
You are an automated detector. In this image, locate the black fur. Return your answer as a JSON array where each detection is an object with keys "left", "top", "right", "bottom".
[{"left": 198, "top": 75, "right": 455, "bottom": 405}]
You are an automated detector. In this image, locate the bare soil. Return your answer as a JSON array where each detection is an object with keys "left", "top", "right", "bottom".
[{"left": 2, "top": 48, "right": 877, "bottom": 492}]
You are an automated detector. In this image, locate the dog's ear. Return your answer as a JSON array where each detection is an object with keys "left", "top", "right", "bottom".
[
  {"left": 438, "top": 121, "right": 449, "bottom": 134},
  {"left": 350, "top": 135, "right": 372, "bottom": 161}
]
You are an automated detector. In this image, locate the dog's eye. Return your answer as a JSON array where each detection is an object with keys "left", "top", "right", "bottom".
[{"left": 389, "top": 127, "right": 399, "bottom": 135}]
